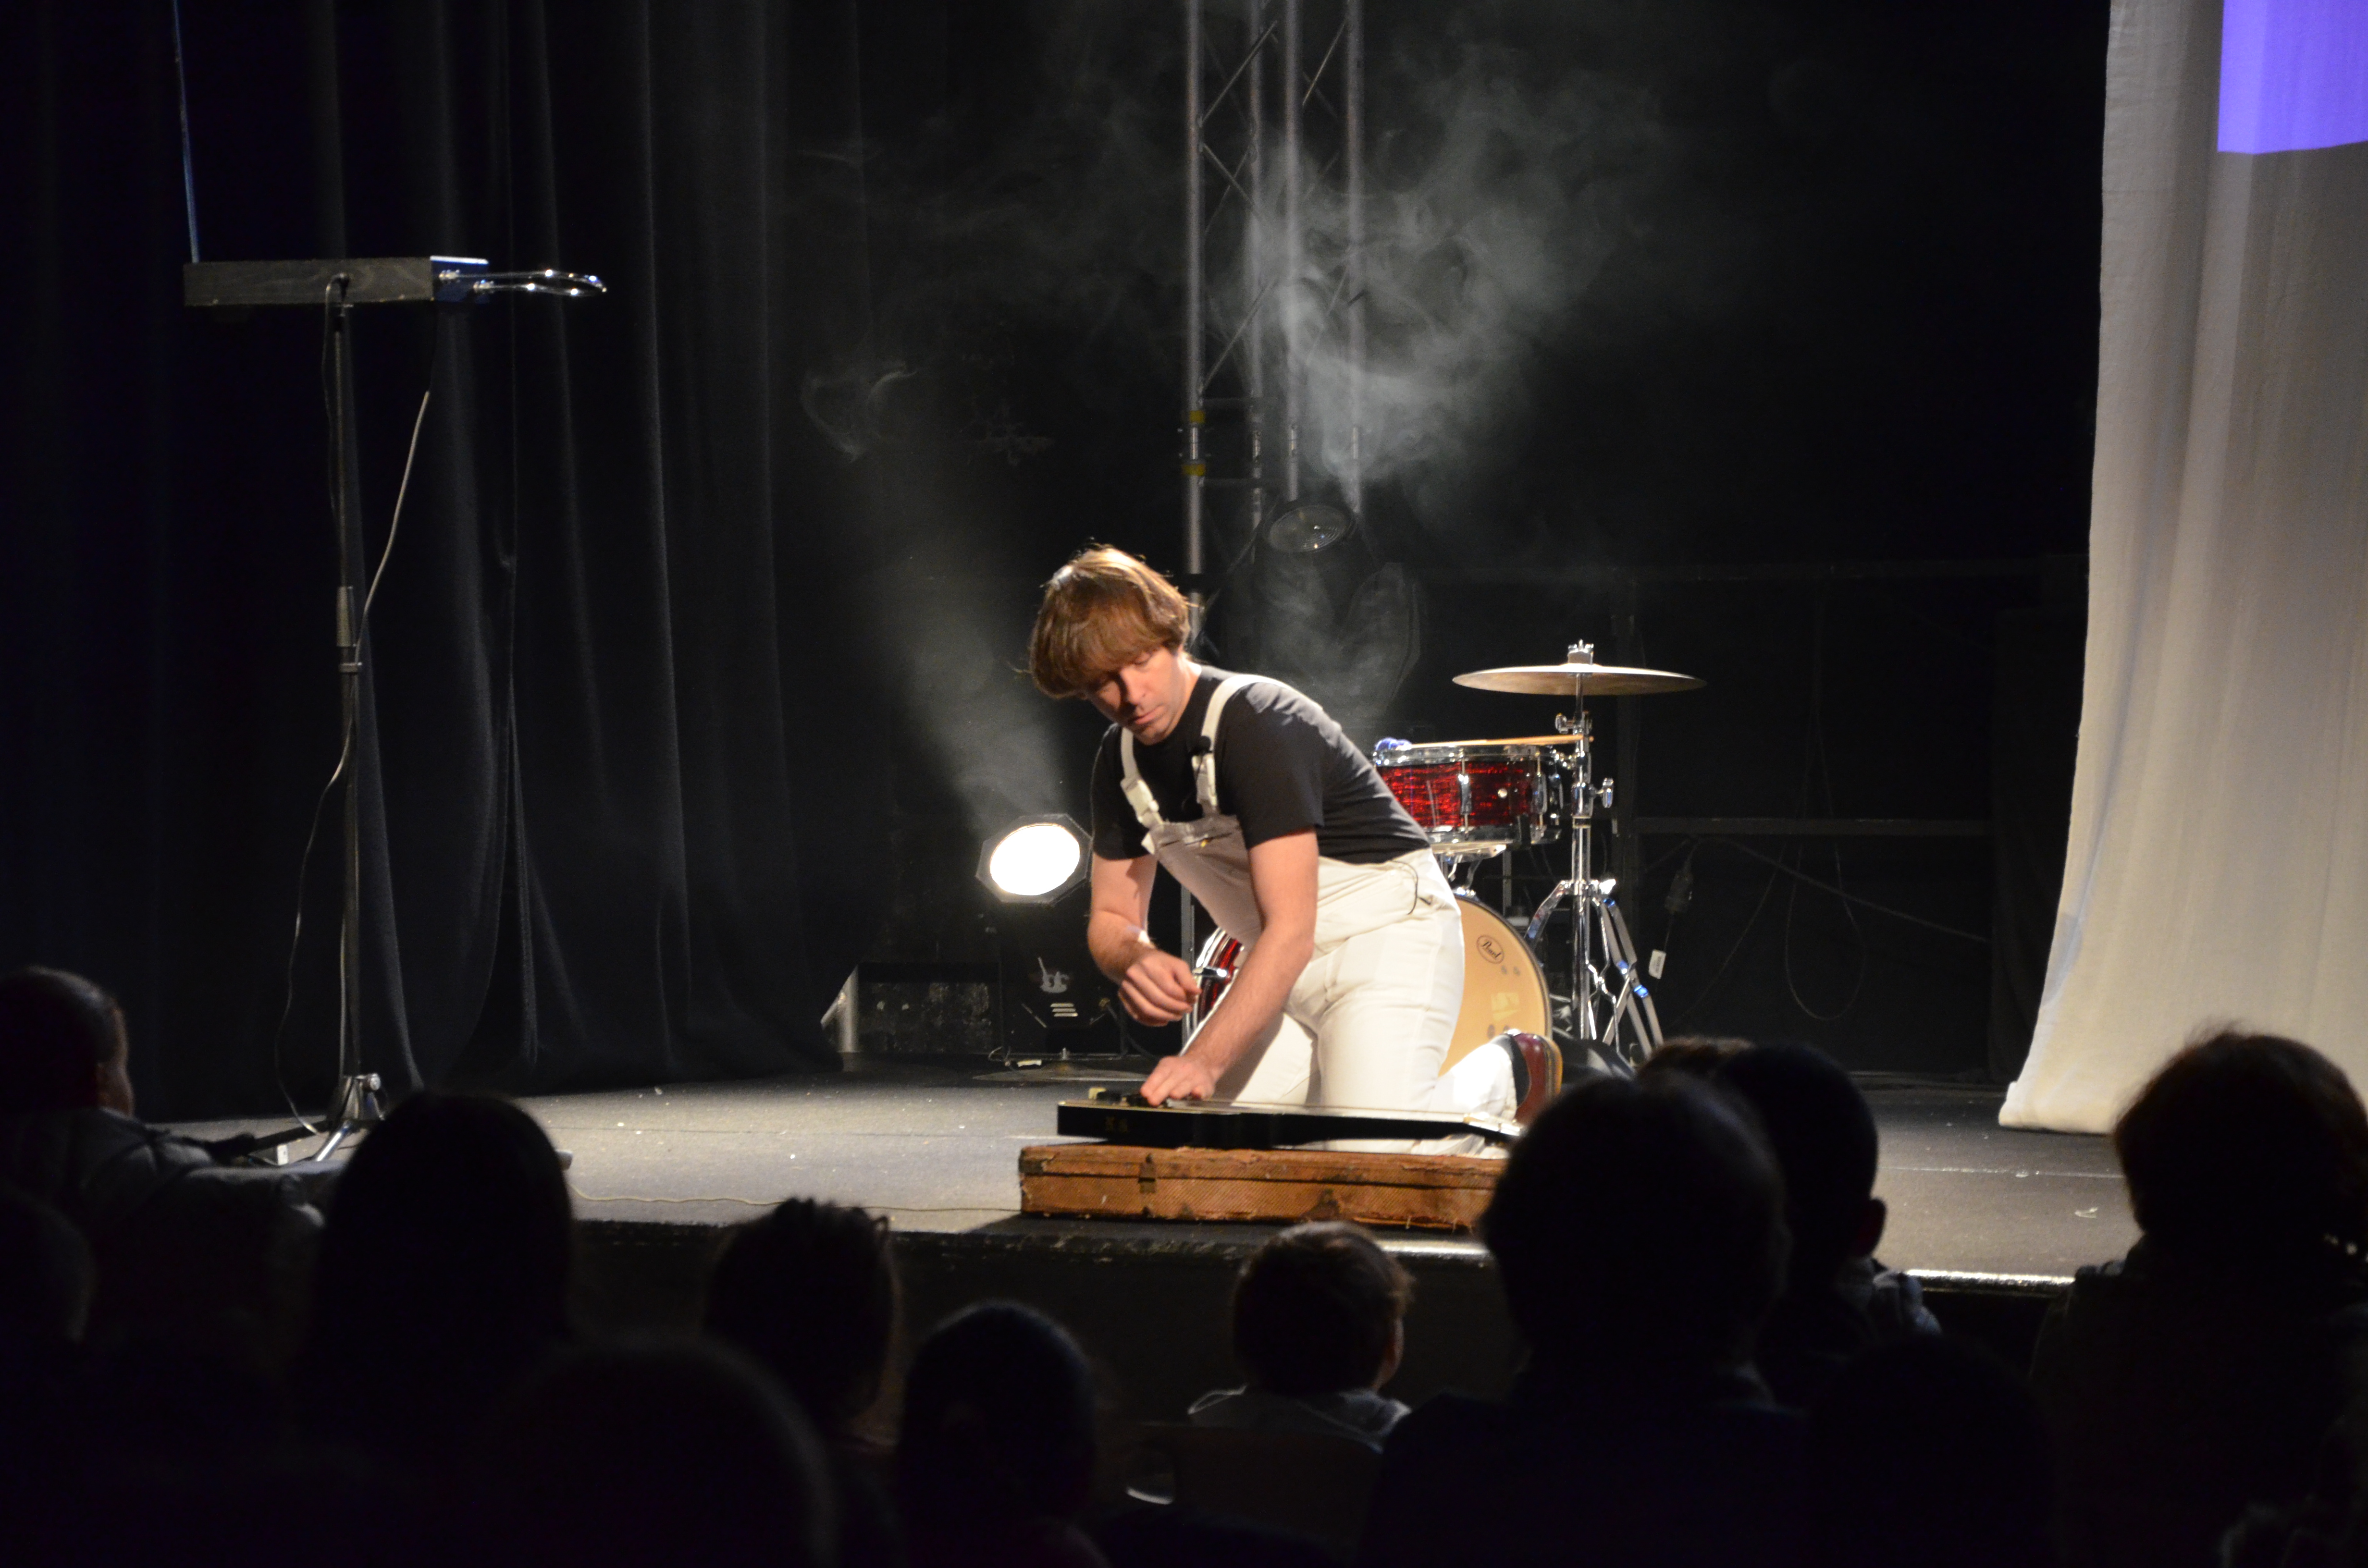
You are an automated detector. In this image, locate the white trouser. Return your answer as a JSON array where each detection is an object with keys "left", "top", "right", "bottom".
[{"left": 1204, "top": 850, "right": 1516, "bottom": 1153}]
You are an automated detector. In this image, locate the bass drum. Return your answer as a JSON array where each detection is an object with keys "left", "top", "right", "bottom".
[{"left": 1188, "top": 896, "right": 1554, "bottom": 1076}]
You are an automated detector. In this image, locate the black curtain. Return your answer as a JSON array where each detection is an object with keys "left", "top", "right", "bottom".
[
  {"left": 1987, "top": 591, "right": 2084, "bottom": 1082},
  {"left": 2, "top": 0, "right": 898, "bottom": 1116}
]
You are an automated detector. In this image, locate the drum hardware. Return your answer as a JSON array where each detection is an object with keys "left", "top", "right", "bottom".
[
  {"left": 1452, "top": 642, "right": 1704, "bottom": 1072},
  {"left": 1444, "top": 856, "right": 1493, "bottom": 896},
  {"left": 1370, "top": 738, "right": 1565, "bottom": 859}
]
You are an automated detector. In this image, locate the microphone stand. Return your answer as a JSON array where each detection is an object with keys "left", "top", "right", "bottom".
[{"left": 184, "top": 257, "right": 603, "bottom": 1159}]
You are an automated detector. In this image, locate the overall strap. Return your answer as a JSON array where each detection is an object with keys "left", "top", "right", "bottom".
[
  {"left": 1193, "top": 675, "right": 1263, "bottom": 817},
  {"left": 1117, "top": 731, "right": 1164, "bottom": 833},
  {"left": 1118, "top": 674, "right": 1267, "bottom": 833}
]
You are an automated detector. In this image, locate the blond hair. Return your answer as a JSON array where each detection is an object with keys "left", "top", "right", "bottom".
[{"left": 1027, "top": 546, "right": 1192, "bottom": 698}]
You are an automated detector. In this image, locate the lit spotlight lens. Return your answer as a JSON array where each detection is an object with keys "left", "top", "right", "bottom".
[
  {"left": 1264, "top": 501, "right": 1354, "bottom": 554},
  {"left": 987, "top": 821, "right": 1085, "bottom": 900}
]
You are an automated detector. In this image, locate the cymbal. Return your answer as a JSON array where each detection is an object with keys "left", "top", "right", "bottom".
[{"left": 1454, "top": 655, "right": 1704, "bottom": 698}]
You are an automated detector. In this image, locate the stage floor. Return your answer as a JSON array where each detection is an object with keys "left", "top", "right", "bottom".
[{"left": 177, "top": 1059, "right": 2135, "bottom": 1284}]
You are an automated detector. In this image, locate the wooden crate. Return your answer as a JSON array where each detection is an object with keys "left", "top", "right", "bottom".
[{"left": 1018, "top": 1142, "right": 1505, "bottom": 1232}]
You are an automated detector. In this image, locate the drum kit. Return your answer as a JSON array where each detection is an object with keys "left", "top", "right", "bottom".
[{"left": 1189, "top": 641, "right": 1703, "bottom": 1075}]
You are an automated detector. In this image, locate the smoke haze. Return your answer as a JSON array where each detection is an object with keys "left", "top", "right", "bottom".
[
  {"left": 1276, "top": 38, "right": 1656, "bottom": 526},
  {"left": 803, "top": 3, "right": 1665, "bottom": 828}
]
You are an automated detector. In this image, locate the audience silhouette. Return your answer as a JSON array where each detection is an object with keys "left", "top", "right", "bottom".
[
  {"left": 1190, "top": 1220, "right": 1412, "bottom": 1448},
  {"left": 1359, "top": 1072, "right": 1805, "bottom": 1567},
  {"left": 474, "top": 1338, "right": 834, "bottom": 1568},
  {"left": 295, "top": 1090, "right": 574, "bottom": 1480},
  {"left": 705, "top": 1198, "right": 905, "bottom": 1567},
  {"left": 2032, "top": 1029, "right": 2368, "bottom": 1568},
  {"left": 20, "top": 964, "right": 2368, "bottom": 1568},
  {"left": 1809, "top": 1335, "right": 2057, "bottom": 1568},
  {"left": 0, "top": 968, "right": 319, "bottom": 1344},
  {"left": 898, "top": 1301, "right": 1110, "bottom": 1568},
  {"left": 0, "top": 1185, "right": 91, "bottom": 1567},
  {"left": 0, "top": 1183, "right": 93, "bottom": 1351},
  {"left": 1712, "top": 1041, "right": 1939, "bottom": 1407}
]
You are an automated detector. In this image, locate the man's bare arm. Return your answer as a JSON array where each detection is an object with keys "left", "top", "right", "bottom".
[
  {"left": 1088, "top": 853, "right": 1202, "bottom": 1024},
  {"left": 1139, "top": 829, "right": 1318, "bottom": 1104},
  {"left": 1086, "top": 852, "right": 1159, "bottom": 979}
]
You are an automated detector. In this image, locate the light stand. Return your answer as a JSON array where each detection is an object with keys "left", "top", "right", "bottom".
[{"left": 976, "top": 817, "right": 1144, "bottom": 1072}]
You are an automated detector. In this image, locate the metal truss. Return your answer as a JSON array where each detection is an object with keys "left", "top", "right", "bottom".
[{"left": 1181, "top": 0, "right": 1365, "bottom": 585}]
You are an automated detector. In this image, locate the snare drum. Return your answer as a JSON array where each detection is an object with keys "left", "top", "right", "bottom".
[
  {"left": 1189, "top": 897, "right": 1554, "bottom": 1076},
  {"left": 1371, "top": 739, "right": 1567, "bottom": 858}
]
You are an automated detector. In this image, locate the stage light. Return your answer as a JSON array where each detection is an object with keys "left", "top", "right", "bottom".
[
  {"left": 979, "top": 815, "right": 1090, "bottom": 904},
  {"left": 1264, "top": 500, "right": 1355, "bottom": 553}
]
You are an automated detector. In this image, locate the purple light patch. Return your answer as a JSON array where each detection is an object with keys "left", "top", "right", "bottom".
[{"left": 2220, "top": 0, "right": 2368, "bottom": 154}]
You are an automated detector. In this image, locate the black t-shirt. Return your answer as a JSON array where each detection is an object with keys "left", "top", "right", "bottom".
[{"left": 1088, "top": 667, "right": 1429, "bottom": 865}]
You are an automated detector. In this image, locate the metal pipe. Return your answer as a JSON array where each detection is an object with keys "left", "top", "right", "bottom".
[
  {"left": 1344, "top": 0, "right": 1364, "bottom": 521},
  {"left": 1182, "top": 0, "right": 1209, "bottom": 973},
  {"left": 330, "top": 297, "right": 364, "bottom": 1096},
  {"left": 1184, "top": 0, "right": 1206, "bottom": 579},
  {"left": 1246, "top": 0, "right": 1267, "bottom": 539},
  {"left": 1281, "top": 0, "right": 1303, "bottom": 502}
]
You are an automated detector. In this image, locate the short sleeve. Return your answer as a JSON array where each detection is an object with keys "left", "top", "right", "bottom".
[
  {"left": 1220, "top": 696, "right": 1329, "bottom": 848},
  {"left": 1089, "top": 735, "right": 1150, "bottom": 860}
]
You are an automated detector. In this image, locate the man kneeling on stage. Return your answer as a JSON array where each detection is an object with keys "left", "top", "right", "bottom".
[{"left": 1028, "top": 546, "right": 1556, "bottom": 1149}]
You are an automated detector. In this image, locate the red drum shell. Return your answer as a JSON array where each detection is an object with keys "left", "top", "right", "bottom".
[
  {"left": 1371, "top": 742, "right": 1559, "bottom": 852},
  {"left": 1383, "top": 756, "right": 1541, "bottom": 832}
]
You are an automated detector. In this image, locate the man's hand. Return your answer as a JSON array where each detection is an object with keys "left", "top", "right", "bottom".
[
  {"left": 1140, "top": 1052, "right": 1220, "bottom": 1106},
  {"left": 1084, "top": 833, "right": 1317, "bottom": 1107},
  {"left": 1116, "top": 948, "right": 1201, "bottom": 1025}
]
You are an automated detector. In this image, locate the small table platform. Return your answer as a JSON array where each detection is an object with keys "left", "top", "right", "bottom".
[{"left": 1025, "top": 1097, "right": 1516, "bottom": 1231}]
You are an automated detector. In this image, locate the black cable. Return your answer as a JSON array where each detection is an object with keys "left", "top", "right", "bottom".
[
  {"left": 1664, "top": 839, "right": 1787, "bottom": 1029},
  {"left": 1706, "top": 836, "right": 1990, "bottom": 945},
  {"left": 1782, "top": 864, "right": 1861, "bottom": 1021},
  {"left": 170, "top": 0, "right": 201, "bottom": 262},
  {"left": 365, "top": 388, "right": 432, "bottom": 614},
  {"left": 1782, "top": 594, "right": 1868, "bottom": 1021},
  {"left": 267, "top": 735, "right": 350, "bottom": 1133},
  {"left": 1642, "top": 837, "right": 1695, "bottom": 880}
]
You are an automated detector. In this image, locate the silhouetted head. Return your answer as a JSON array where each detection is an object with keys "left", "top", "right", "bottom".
[
  {"left": 1484, "top": 1073, "right": 1788, "bottom": 1372},
  {"left": 1714, "top": 1042, "right": 1883, "bottom": 1286},
  {"left": 0, "top": 1185, "right": 93, "bottom": 1346},
  {"left": 1028, "top": 545, "right": 1192, "bottom": 698},
  {"left": 704, "top": 1198, "right": 897, "bottom": 1435},
  {"left": 1808, "top": 1336, "right": 2055, "bottom": 1568},
  {"left": 2115, "top": 1029, "right": 2368, "bottom": 1265},
  {"left": 0, "top": 968, "right": 133, "bottom": 1116},
  {"left": 300, "top": 1092, "right": 572, "bottom": 1458},
  {"left": 1637, "top": 1035, "right": 1754, "bottom": 1081},
  {"left": 477, "top": 1339, "right": 832, "bottom": 1568},
  {"left": 897, "top": 1302, "right": 1097, "bottom": 1531},
  {"left": 1233, "top": 1221, "right": 1412, "bottom": 1397}
]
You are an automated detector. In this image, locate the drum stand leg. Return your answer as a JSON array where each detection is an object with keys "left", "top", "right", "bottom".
[{"left": 1525, "top": 670, "right": 1663, "bottom": 1074}]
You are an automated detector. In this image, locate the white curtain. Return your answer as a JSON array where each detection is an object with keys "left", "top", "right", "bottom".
[{"left": 2003, "top": 0, "right": 2368, "bottom": 1132}]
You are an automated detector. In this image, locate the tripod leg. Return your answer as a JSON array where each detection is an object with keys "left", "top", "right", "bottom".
[
  {"left": 1598, "top": 893, "right": 1663, "bottom": 1067},
  {"left": 1526, "top": 881, "right": 1572, "bottom": 947}
]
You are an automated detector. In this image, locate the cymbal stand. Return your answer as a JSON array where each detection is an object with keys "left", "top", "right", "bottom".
[{"left": 1525, "top": 643, "right": 1663, "bottom": 1071}]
